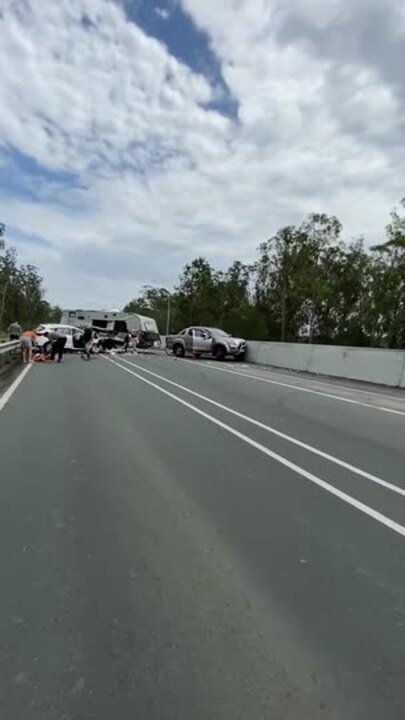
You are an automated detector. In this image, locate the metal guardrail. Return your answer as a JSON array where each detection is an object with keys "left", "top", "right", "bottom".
[
  {"left": 0, "top": 340, "right": 20, "bottom": 352},
  {"left": 0, "top": 340, "right": 21, "bottom": 372}
]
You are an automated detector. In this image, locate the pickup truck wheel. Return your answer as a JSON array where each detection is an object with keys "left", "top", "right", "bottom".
[
  {"left": 173, "top": 343, "right": 185, "bottom": 358},
  {"left": 214, "top": 345, "right": 226, "bottom": 361}
]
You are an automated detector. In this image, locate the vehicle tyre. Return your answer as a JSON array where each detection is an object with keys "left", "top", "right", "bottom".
[
  {"left": 173, "top": 343, "right": 185, "bottom": 358},
  {"left": 214, "top": 345, "right": 226, "bottom": 361}
]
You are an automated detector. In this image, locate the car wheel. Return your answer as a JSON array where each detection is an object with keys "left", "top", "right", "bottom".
[
  {"left": 173, "top": 344, "right": 185, "bottom": 358},
  {"left": 214, "top": 345, "right": 226, "bottom": 361}
]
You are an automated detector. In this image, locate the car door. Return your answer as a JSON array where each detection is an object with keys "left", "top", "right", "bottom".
[
  {"left": 192, "top": 328, "right": 213, "bottom": 354},
  {"left": 185, "top": 328, "right": 194, "bottom": 354},
  {"left": 72, "top": 328, "right": 84, "bottom": 349},
  {"left": 59, "top": 326, "right": 73, "bottom": 350}
]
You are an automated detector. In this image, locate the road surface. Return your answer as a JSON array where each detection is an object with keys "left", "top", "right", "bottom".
[{"left": 1, "top": 352, "right": 405, "bottom": 719}]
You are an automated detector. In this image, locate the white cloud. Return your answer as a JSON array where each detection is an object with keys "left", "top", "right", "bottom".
[
  {"left": 0, "top": 0, "right": 404, "bottom": 307},
  {"left": 155, "top": 6, "right": 170, "bottom": 20}
]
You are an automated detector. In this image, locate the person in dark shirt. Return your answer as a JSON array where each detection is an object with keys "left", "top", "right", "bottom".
[
  {"left": 49, "top": 330, "right": 67, "bottom": 362},
  {"left": 81, "top": 327, "right": 93, "bottom": 360}
]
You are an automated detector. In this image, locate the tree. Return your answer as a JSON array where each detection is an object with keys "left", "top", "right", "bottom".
[
  {"left": 369, "top": 200, "right": 405, "bottom": 347},
  {"left": 255, "top": 215, "right": 343, "bottom": 342},
  {"left": 122, "top": 200, "right": 405, "bottom": 349},
  {"left": 0, "top": 223, "right": 53, "bottom": 331},
  {"left": 175, "top": 258, "right": 223, "bottom": 328},
  {"left": 124, "top": 286, "right": 173, "bottom": 334}
]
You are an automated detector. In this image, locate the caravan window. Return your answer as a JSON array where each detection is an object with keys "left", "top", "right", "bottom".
[
  {"left": 92, "top": 319, "right": 107, "bottom": 328},
  {"left": 114, "top": 320, "right": 127, "bottom": 333}
]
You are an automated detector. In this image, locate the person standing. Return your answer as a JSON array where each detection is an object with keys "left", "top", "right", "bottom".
[
  {"left": 8, "top": 321, "right": 22, "bottom": 341},
  {"left": 20, "top": 329, "right": 36, "bottom": 364},
  {"left": 49, "top": 330, "right": 67, "bottom": 363},
  {"left": 123, "top": 330, "right": 132, "bottom": 353},
  {"left": 81, "top": 327, "right": 93, "bottom": 360}
]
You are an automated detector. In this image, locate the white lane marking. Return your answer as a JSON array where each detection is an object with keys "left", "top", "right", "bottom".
[
  {"left": 120, "top": 358, "right": 405, "bottom": 499},
  {"left": 227, "top": 366, "right": 405, "bottom": 402},
  {"left": 0, "top": 364, "right": 32, "bottom": 413},
  {"left": 107, "top": 356, "right": 405, "bottom": 539},
  {"left": 179, "top": 359, "right": 405, "bottom": 417}
]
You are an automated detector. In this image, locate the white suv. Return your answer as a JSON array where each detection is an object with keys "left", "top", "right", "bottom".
[{"left": 36, "top": 324, "right": 84, "bottom": 351}]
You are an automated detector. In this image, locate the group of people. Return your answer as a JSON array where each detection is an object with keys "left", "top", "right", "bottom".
[
  {"left": 8, "top": 322, "right": 66, "bottom": 364},
  {"left": 8, "top": 321, "right": 138, "bottom": 365}
]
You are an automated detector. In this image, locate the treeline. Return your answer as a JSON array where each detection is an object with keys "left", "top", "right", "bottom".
[
  {"left": 0, "top": 223, "right": 60, "bottom": 333},
  {"left": 125, "top": 202, "right": 405, "bottom": 348}
]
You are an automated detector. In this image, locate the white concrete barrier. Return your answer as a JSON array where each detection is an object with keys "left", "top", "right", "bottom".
[
  {"left": 246, "top": 341, "right": 405, "bottom": 388},
  {"left": 399, "top": 361, "right": 405, "bottom": 389},
  {"left": 247, "top": 341, "right": 312, "bottom": 372},
  {"left": 308, "top": 345, "right": 405, "bottom": 386}
]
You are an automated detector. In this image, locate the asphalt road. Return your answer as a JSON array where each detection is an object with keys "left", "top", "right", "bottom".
[{"left": 1, "top": 352, "right": 405, "bottom": 719}]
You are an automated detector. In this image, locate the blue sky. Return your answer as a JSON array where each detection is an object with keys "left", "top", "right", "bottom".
[
  {"left": 0, "top": 0, "right": 404, "bottom": 307},
  {"left": 122, "top": 0, "right": 238, "bottom": 116}
]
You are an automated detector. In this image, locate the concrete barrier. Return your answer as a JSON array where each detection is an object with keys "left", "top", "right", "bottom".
[
  {"left": 399, "top": 361, "right": 405, "bottom": 389},
  {"left": 246, "top": 340, "right": 405, "bottom": 388},
  {"left": 247, "top": 341, "right": 312, "bottom": 372},
  {"left": 308, "top": 345, "right": 405, "bottom": 386}
]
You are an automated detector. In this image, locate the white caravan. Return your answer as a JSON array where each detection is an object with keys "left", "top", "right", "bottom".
[{"left": 60, "top": 310, "right": 160, "bottom": 348}]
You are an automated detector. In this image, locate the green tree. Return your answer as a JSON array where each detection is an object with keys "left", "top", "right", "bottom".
[
  {"left": 0, "top": 223, "right": 53, "bottom": 331},
  {"left": 122, "top": 200, "right": 405, "bottom": 349},
  {"left": 369, "top": 199, "right": 405, "bottom": 347},
  {"left": 255, "top": 215, "right": 343, "bottom": 341},
  {"left": 175, "top": 258, "right": 223, "bottom": 328},
  {"left": 124, "top": 286, "right": 173, "bottom": 334}
]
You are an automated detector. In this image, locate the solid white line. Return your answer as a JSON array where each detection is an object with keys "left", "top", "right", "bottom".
[
  {"left": 231, "top": 365, "right": 405, "bottom": 402},
  {"left": 180, "top": 359, "right": 405, "bottom": 417},
  {"left": 106, "top": 357, "right": 405, "bottom": 539},
  {"left": 120, "top": 357, "right": 405, "bottom": 499},
  {"left": 0, "top": 364, "right": 32, "bottom": 413}
]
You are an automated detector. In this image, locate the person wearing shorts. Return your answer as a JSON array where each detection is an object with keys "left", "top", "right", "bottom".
[{"left": 20, "top": 330, "right": 36, "bottom": 364}]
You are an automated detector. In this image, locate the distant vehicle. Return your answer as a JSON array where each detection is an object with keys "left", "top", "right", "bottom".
[
  {"left": 60, "top": 309, "right": 160, "bottom": 349},
  {"left": 166, "top": 326, "right": 247, "bottom": 361},
  {"left": 36, "top": 323, "right": 84, "bottom": 351}
]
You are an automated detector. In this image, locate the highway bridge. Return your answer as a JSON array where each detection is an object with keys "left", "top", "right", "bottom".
[{"left": 1, "top": 348, "right": 405, "bottom": 719}]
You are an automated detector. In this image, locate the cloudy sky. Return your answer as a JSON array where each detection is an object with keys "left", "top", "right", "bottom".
[{"left": 1, "top": 0, "right": 404, "bottom": 307}]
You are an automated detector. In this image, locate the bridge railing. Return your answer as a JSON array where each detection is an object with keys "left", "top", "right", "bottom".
[{"left": 0, "top": 340, "right": 21, "bottom": 373}]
